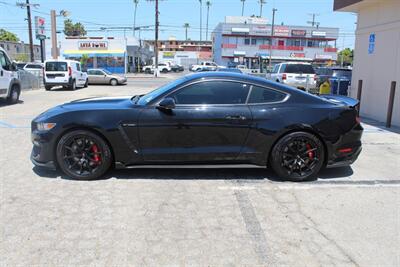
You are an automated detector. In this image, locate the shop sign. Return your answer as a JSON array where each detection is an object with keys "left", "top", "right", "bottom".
[
  {"left": 163, "top": 52, "right": 175, "bottom": 58},
  {"left": 34, "top": 16, "right": 46, "bottom": 40},
  {"left": 231, "top": 27, "right": 250, "bottom": 33},
  {"left": 254, "top": 26, "right": 271, "bottom": 35},
  {"left": 290, "top": 53, "right": 305, "bottom": 58},
  {"left": 274, "top": 26, "right": 290, "bottom": 37},
  {"left": 78, "top": 41, "right": 108, "bottom": 50},
  {"left": 291, "top": 29, "right": 306, "bottom": 37},
  {"left": 312, "top": 31, "right": 326, "bottom": 37},
  {"left": 315, "top": 54, "right": 333, "bottom": 60},
  {"left": 233, "top": 51, "right": 246, "bottom": 56}
]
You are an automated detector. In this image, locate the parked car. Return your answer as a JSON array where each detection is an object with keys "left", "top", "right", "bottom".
[
  {"left": 216, "top": 67, "right": 242, "bottom": 73},
  {"left": 267, "top": 62, "right": 316, "bottom": 91},
  {"left": 316, "top": 67, "right": 352, "bottom": 95},
  {"left": 142, "top": 63, "right": 171, "bottom": 73},
  {"left": 170, "top": 64, "right": 184, "bottom": 72},
  {"left": 87, "top": 69, "right": 127, "bottom": 86},
  {"left": 0, "top": 47, "right": 21, "bottom": 104},
  {"left": 23, "top": 62, "right": 43, "bottom": 71},
  {"left": 190, "top": 61, "right": 224, "bottom": 72},
  {"left": 31, "top": 72, "right": 363, "bottom": 182},
  {"left": 43, "top": 60, "right": 88, "bottom": 91},
  {"left": 16, "top": 62, "right": 27, "bottom": 70}
]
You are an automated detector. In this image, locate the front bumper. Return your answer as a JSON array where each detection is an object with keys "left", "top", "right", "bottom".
[{"left": 30, "top": 128, "right": 57, "bottom": 170}]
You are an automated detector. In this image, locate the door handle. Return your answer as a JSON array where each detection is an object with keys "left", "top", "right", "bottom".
[{"left": 225, "top": 115, "right": 247, "bottom": 120}]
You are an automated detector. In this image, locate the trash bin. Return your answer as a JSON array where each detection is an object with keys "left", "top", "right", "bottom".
[{"left": 330, "top": 77, "right": 350, "bottom": 96}]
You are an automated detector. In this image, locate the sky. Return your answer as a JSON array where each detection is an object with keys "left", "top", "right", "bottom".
[{"left": 0, "top": 0, "right": 357, "bottom": 49}]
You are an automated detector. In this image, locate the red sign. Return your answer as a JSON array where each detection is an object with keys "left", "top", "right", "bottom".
[
  {"left": 290, "top": 53, "right": 305, "bottom": 58},
  {"left": 291, "top": 29, "right": 307, "bottom": 37}
]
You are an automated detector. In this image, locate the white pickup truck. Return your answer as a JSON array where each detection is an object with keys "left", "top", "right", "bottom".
[
  {"left": 190, "top": 61, "right": 225, "bottom": 72},
  {"left": 0, "top": 47, "right": 21, "bottom": 104}
]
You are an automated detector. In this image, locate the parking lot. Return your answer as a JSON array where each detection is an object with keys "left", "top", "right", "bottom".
[{"left": 1, "top": 73, "right": 399, "bottom": 266}]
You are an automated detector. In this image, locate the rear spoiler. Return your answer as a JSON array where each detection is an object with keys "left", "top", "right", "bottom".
[{"left": 320, "top": 95, "right": 359, "bottom": 108}]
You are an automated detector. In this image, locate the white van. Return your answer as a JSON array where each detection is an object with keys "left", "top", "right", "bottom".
[
  {"left": 268, "top": 62, "right": 317, "bottom": 91},
  {"left": 0, "top": 47, "right": 21, "bottom": 104},
  {"left": 44, "top": 59, "right": 88, "bottom": 91}
]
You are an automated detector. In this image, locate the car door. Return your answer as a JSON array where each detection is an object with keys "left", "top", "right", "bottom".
[
  {"left": 0, "top": 50, "right": 12, "bottom": 97},
  {"left": 75, "top": 63, "right": 85, "bottom": 86},
  {"left": 137, "top": 80, "right": 253, "bottom": 163}
]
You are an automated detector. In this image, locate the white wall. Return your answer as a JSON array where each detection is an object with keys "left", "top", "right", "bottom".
[{"left": 350, "top": 1, "right": 400, "bottom": 127}]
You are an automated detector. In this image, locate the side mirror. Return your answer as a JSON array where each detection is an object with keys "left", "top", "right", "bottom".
[
  {"left": 11, "top": 61, "right": 18, "bottom": 71},
  {"left": 157, "top": 97, "right": 175, "bottom": 110}
]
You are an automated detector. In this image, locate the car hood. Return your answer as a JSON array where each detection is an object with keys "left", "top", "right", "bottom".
[{"left": 34, "top": 96, "right": 133, "bottom": 121}]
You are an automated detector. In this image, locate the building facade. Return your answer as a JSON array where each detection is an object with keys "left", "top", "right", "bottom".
[
  {"left": 212, "top": 16, "right": 339, "bottom": 70},
  {"left": 334, "top": 0, "right": 399, "bottom": 127},
  {"left": 57, "top": 36, "right": 151, "bottom": 73},
  {"left": 146, "top": 38, "right": 212, "bottom": 68},
  {"left": 0, "top": 41, "right": 41, "bottom": 62}
]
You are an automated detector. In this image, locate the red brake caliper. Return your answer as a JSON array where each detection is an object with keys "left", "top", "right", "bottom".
[
  {"left": 91, "top": 144, "right": 101, "bottom": 164},
  {"left": 306, "top": 144, "right": 314, "bottom": 160}
]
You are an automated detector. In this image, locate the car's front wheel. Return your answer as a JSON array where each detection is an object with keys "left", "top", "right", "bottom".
[
  {"left": 56, "top": 130, "right": 112, "bottom": 180},
  {"left": 110, "top": 79, "right": 118, "bottom": 86},
  {"left": 270, "top": 131, "right": 325, "bottom": 182},
  {"left": 7, "top": 85, "right": 20, "bottom": 104}
]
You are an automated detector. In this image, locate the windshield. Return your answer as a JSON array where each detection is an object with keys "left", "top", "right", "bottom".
[
  {"left": 136, "top": 77, "right": 187, "bottom": 105},
  {"left": 46, "top": 62, "right": 67, "bottom": 72},
  {"left": 284, "top": 64, "right": 315, "bottom": 74},
  {"left": 332, "top": 70, "right": 352, "bottom": 78},
  {"left": 102, "top": 69, "right": 112, "bottom": 75}
]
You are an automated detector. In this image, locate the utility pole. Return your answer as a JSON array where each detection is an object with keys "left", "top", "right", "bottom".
[
  {"left": 268, "top": 8, "right": 277, "bottom": 72},
  {"left": 259, "top": 0, "right": 266, "bottom": 17},
  {"left": 146, "top": 0, "right": 160, "bottom": 76},
  {"left": 17, "top": 1, "right": 39, "bottom": 62},
  {"left": 241, "top": 0, "right": 245, "bottom": 16},
  {"left": 199, "top": 0, "right": 203, "bottom": 41},
  {"left": 133, "top": 0, "right": 139, "bottom": 36},
  {"left": 50, "top": 10, "right": 58, "bottom": 59},
  {"left": 183, "top": 23, "right": 190, "bottom": 40},
  {"left": 206, "top": 1, "right": 211, "bottom": 41},
  {"left": 307, "top": 13, "right": 320, "bottom": 27}
]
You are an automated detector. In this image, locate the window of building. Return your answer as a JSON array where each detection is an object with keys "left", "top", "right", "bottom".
[
  {"left": 251, "top": 38, "right": 256, "bottom": 45},
  {"left": 248, "top": 86, "right": 287, "bottom": 104},
  {"left": 244, "top": 38, "right": 250, "bottom": 45},
  {"left": 170, "top": 81, "right": 250, "bottom": 105}
]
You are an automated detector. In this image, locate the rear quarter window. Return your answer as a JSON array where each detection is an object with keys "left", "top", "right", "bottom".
[{"left": 248, "top": 86, "right": 287, "bottom": 104}]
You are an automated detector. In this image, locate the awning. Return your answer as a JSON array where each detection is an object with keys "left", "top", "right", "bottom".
[{"left": 63, "top": 49, "right": 125, "bottom": 57}]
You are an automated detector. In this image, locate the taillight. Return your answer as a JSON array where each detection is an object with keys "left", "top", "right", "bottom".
[
  {"left": 282, "top": 73, "right": 287, "bottom": 80},
  {"left": 68, "top": 66, "right": 72, "bottom": 76},
  {"left": 314, "top": 74, "right": 317, "bottom": 81}
]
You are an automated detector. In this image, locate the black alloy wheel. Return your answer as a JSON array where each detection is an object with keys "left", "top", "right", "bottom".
[
  {"left": 56, "top": 130, "right": 112, "bottom": 180},
  {"left": 270, "top": 132, "right": 325, "bottom": 181}
]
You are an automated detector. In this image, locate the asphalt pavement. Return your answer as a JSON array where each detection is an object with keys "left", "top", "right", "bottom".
[{"left": 0, "top": 73, "right": 399, "bottom": 266}]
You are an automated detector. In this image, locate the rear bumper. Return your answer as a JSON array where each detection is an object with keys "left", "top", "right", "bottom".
[
  {"left": 44, "top": 77, "right": 73, "bottom": 87},
  {"left": 326, "top": 124, "right": 363, "bottom": 168}
]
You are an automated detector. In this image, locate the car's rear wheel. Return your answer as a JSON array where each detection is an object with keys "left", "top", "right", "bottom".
[
  {"left": 45, "top": 85, "right": 52, "bottom": 91},
  {"left": 70, "top": 80, "right": 76, "bottom": 90},
  {"left": 7, "top": 85, "right": 20, "bottom": 104},
  {"left": 161, "top": 69, "right": 168, "bottom": 73},
  {"left": 270, "top": 131, "right": 325, "bottom": 182},
  {"left": 84, "top": 79, "right": 88, "bottom": 88},
  {"left": 56, "top": 130, "right": 112, "bottom": 180},
  {"left": 110, "top": 79, "right": 118, "bottom": 86}
]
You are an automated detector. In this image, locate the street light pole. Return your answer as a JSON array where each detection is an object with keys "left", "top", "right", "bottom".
[
  {"left": 50, "top": 10, "right": 58, "bottom": 59},
  {"left": 133, "top": 0, "right": 139, "bottom": 36},
  {"left": 199, "top": 0, "right": 202, "bottom": 41},
  {"left": 206, "top": 1, "right": 211, "bottom": 41},
  {"left": 259, "top": 0, "right": 266, "bottom": 17},
  {"left": 268, "top": 8, "right": 277, "bottom": 72},
  {"left": 241, "top": 0, "right": 245, "bottom": 16},
  {"left": 155, "top": 0, "right": 159, "bottom": 76}
]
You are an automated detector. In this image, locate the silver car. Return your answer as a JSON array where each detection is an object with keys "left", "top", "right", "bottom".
[{"left": 87, "top": 69, "right": 127, "bottom": 86}]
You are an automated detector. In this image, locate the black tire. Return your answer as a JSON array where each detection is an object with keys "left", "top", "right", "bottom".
[
  {"left": 84, "top": 79, "right": 88, "bottom": 88},
  {"left": 145, "top": 68, "right": 151, "bottom": 74},
  {"left": 56, "top": 130, "right": 112, "bottom": 180},
  {"left": 45, "top": 85, "right": 52, "bottom": 91},
  {"left": 7, "top": 85, "right": 20, "bottom": 104},
  {"left": 161, "top": 68, "right": 168, "bottom": 73},
  {"left": 270, "top": 131, "right": 325, "bottom": 182},
  {"left": 70, "top": 80, "right": 76, "bottom": 91},
  {"left": 110, "top": 79, "right": 118, "bottom": 86}
]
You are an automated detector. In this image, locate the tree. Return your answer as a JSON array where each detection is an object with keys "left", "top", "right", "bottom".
[
  {"left": 183, "top": 23, "right": 190, "bottom": 40},
  {"left": 80, "top": 54, "right": 89, "bottom": 71},
  {"left": 63, "top": 19, "right": 87, "bottom": 37},
  {"left": 0, "top": 29, "right": 19, "bottom": 42},
  {"left": 337, "top": 48, "right": 354, "bottom": 66}
]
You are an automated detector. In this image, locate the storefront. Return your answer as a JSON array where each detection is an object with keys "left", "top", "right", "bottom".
[{"left": 60, "top": 37, "right": 140, "bottom": 74}]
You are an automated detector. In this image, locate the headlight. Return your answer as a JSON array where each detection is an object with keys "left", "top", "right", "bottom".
[{"left": 37, "top": 122, "right": 56, "bottom": 131}]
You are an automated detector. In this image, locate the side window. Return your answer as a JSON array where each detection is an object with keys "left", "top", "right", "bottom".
[
  {"left": 248, "top": 86, "right": 287, "bottom": 104},
  {"left": 170, "top": 81, "right": 250, "bottom": 105},
  {"left": 205, "top": 62, "right": 211, "bottom": 66},
  {"left": 0, "top": 51, "right": 11, "bottom": 70},
  {"left": 87, "top": 70, "right": 95, "bottom": 75},
  {"left": 272, "top": 64, "right": 280, "bottom": 74},
  {"left": 96, "top": 70, "right": 104, "bottom": 75},
  {"left": 76, "top": 63, "right": 81, "bottom": 71}
]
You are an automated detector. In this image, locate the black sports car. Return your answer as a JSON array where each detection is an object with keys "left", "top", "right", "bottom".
[{"left": 31, "top": 72, "right": 363, "bottom": 181}]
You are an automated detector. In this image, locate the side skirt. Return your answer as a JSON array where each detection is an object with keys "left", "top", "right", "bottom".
[{"left": 115, "top": 162, "right": 266, "bottom": 169}]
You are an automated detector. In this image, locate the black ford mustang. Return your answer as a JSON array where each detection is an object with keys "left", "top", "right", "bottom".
[{"left": 31, "top": 72, "right": 363, "bottom": 181}]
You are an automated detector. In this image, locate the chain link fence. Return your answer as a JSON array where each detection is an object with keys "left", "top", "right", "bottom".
[{"left": 18, "top": 70, "right": 43, "bottom": 90}]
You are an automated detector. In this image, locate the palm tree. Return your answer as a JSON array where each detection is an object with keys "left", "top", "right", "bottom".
[
  {"left": 183, "top": 23, "right": 190, "bottom": 40},
  {"left": 199, "top": 0, "right": 203, "bottom": 41},
  {"left": 240, "top": 0, "right": 246, "bottom": 16},
  {"left": 206, "top": 1, "right": 211, "bottom": 40},
  {"left": 259, "top": 0, "right": 266, "bottom": 17},
  {"left": 133, "top": 0, "right": 139, "bottom": 36}
]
